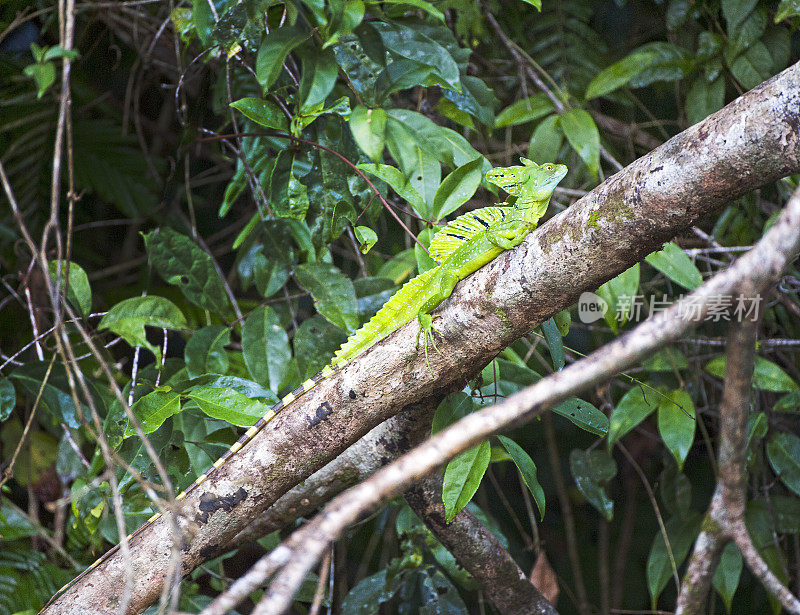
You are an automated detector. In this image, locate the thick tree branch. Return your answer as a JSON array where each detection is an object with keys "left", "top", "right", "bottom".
[
  {"left": 213, "top": 183, "right": 800, "bottom": 615},
  {"left": 231, "top": 402, "right": 434, "bottom": 547},
  {"left": 42, "top": 63, "right": 800, "bottom": 615},
  {"left": 404, "top": 474, "right": 558, "bottom": 615}
]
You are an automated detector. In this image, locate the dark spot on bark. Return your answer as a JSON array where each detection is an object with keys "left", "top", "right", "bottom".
[
  {"left": 199, "top": 543, "right": 220, "bottom": 559},
  {"left": 348, "top": 389, "right": 357, "bottom": 399},
  {"left": 307, "top": 401, "right": 333, "bottom": 428},
  {"left": 650, "top": 165, "right": 663, "bottom": 173},
  {"left": 197, "top": 487, "right": 248, "bottom": 523}
]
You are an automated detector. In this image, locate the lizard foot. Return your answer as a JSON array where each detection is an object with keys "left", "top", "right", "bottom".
[{"left": 416, "top": 313, "right": 443, "bottom": 372}]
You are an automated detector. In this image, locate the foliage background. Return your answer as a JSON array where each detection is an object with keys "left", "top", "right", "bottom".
[{"left": 0, "top": 0, "right": 799, "bottom": 612}]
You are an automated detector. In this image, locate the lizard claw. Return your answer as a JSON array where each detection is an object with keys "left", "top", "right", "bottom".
[{"left": 417, "top": 313, "right": 443, "bottom": 373}]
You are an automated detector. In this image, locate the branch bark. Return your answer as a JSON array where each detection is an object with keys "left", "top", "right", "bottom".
[
  {"left": 42, "top": 62, "right": 800, "bottom": 615},
  {"left": 404, "top": 474, "right": 558, "bottom": 615}
]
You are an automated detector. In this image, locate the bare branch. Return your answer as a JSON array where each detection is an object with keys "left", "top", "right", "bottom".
[{"left": 405, "top": 474, "right": 559, "bottom": 615}]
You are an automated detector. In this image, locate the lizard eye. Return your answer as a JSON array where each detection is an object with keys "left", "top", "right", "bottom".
[{"left": 544, "top": 164, "right": 554, "bottom": 171}]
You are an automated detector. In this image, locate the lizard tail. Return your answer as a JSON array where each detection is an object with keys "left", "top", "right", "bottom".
[
  {"left": 332, "top": 267, "right": 440, "bottom": 364},
  {"left": 41, "top": 357, "right": 346, "bottom": 610},
  {"left": 44, "top": 267, "right": 438, "bottom": 609}
]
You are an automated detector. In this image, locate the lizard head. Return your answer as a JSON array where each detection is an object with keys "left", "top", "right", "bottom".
[{"left": 486, "top": 158, "right": 568, "bottom": 200}]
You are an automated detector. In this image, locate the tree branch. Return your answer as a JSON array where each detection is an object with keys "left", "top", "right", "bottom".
[
  {"left": 42, "top": 62, "right": 800, "bottom": 615},
  {"left": 404, "top": 474, "right": 558, "bottom": 615},
  {"left": 676, "top": 285, "right": 800, "bottom": 614}
]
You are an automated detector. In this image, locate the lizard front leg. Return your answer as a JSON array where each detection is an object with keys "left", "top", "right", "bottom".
[{"left": 486, "top": 222, "right": 535, "bottom": 250}]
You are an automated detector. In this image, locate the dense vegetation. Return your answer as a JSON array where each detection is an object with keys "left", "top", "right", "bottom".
[{"left": 1, "top": 0, "right": 799, "bottom": 613}]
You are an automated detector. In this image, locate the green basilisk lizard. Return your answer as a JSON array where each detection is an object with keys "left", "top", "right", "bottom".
[{"left": 43, "top": 157, "right": 567, "bottom": 607}]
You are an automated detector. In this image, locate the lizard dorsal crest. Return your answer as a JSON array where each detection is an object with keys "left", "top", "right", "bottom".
[{"left": 429, "top": 206, "right": 512, "bottom": 263}]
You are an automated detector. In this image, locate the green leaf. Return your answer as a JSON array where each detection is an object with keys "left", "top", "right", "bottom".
[
  {"left": 42, "top": 45, "right": 79, "bottom": 62},
  {"left": 98, "top": 296, "right": 186, "bottom": 364},
  {"left": 364, "top": 0, "right": 444, "bottom": 20},
  {"left": 647, "top": 513, "right": 703, "bottom": 606},
  {"left": 142, "top": 228, "right": 232, "bottom": 318},
  {"left": 242, "top": 306, "right": 291, "bottom": 392},
  {"left": 187, "top": 387, "right": 272, "bottom": 427},
  {"left": 497, "top": 435, "right": 545, "bottom": 520},
  {"left": 608, "top": 386, "right": 657, "bottom": 449},
  {"left": 659, "top": 465, "right": 692, "bottom": 517},
  {"left": 645, "top": 242, "right": 703, "bottom": 290},
  {"left": 420, "top": 568, "right": 469, "bottom": 613},
  {"left": 520, "top": 0, "right": 542, "bottom": 8},
  {"left": 407, "top": 149, "right": 441, "bottom": 213},
  {"left": 356, "top": 163, "right": 427, "bottom": 218},
  {"left": 350, "top": 105, "right": 387, "bottom": 162},
  {"left": 372, "top": 22, "right": 460, "bottom": 91},
  {"left": 0, "top": 496, "right": 38, "bottom": 540},
  {"left": 442, "top": 440, "right": 491, "bottom": 522},
  {"left": 0, "top": 378, "right": 15, "bottom": 421},
  {"left": 766, "top": 433, "right": 800, "bottom": 497},
  {"left": 722, "top": 0, "right": 758, "bottom": 34},
  {"left": 528, "top": 115, "right": 563, "bottom": 164},
  {"left": 553, "top": 398, "right": 609, "bottom": 436},
  {"left": 440, "top": 127, "right": 490, "bottom": 170},
  {"left": 386, "top": 110, "right": 455, "bottom": 167},
  {"left": 628, "top": 42, "right": 694, "bottom": 88},
  {"left": 283, "top": 156, "right": 311, "bottom": 220},
  {"left": 642, "top": 347, "right": 689, "bottom": 372},
  {"left": 181, "top": 375, "right": 278, "bottom": 402},
  {"left": 774, "top": 390, "right": 800, "bottom": 413},
  {"left": 255, "top": 26, "right": 308, "bottom": 90},
  {"left": 440, "top": 75, "right": 498, "bottom": 128},
  {"left": 191, "top": 0, "right": 214, "bottom": 44},
  {"left": 494, "top": 94, "right": 554, "bottom": 128},
  {"left": 341, "top": 569, "right": 403, "bottom": 613},
  {"left": 558, "top": 109, "right": 600, "bottom": 179},
  {"left": 685, "top": 76, "right": 725, "bottom": 125},
  {"left": 126, "top": 388, "right": 181, "bottom": 436},
  {"left": 294, "top": 315, "right": 347, "bottom": 379},
  {"left": 729, "top": 42, "right": 773, "bottom": 90},
  {"left": 666, "top": 0, "right": 693, "bottom": 31},
  {"left": 596, "top": 264, "right": 640, "bottom": 333},
  {"left": 585, "top": 51, "right": 658, "bottom": 99},
  {"left": 541, "top": 317, "right": 565, "bottom": 370},
  {"left": 8, "top": 363, "right": 82, "bottom": 429},
  {"left": 253, "top": 250, "right": 291, "bottom": 299},
  {"left": 553, "top": 309, "right": 571, "bottom": 336},
  {"left": 48, "top": 260, "right": 92, "bottom": 317},
  {"left": 415, "top": 228, "right": 436, "bottom": 274},
  {"left": 431, "top": 157, "right": 483, "bottom": 221},
  {"left": 295, "top": 263, "right": 360, "bottom": 333},
  {"left": 569, "top": 448, "right": 616, "bottom": 520},
  {"left": 705, "top": 356, "right": 799, "bottom": 392},
  {"left": 713, "top": 542, "right": 743, "bottom": 613},
  {"left": 184, "top": 325, "right": 231, "bottom": 379},
  {"left": 354, "top": 226, "right": 378, "bottom": 254},
  {"left": 776, "top": 0, "right": 800, "bottom": 21},
  {"left": 432, "top": 392, "right": 476, "bottom": 435},
  {"left": 23, "top": 62, "right": 56, "bottom": 98},
  {"left": 657, "top": 389, "right": 696, "bottom": 470},
  {"left": 229, "top": 98, "right": 289, "bottom": 132},
  {"left": 297, "top": 47, "right": 338, "bottom": 110}
]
